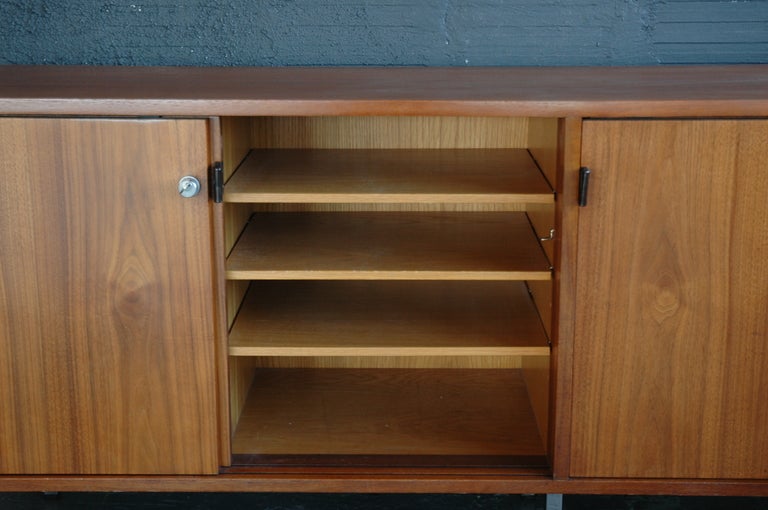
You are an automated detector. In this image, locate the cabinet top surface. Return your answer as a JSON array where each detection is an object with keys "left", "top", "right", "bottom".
[{"left": 1, "top": 65, "right": 767, "bottom": 117}]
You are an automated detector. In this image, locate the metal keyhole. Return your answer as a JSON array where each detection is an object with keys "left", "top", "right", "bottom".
[{"left": 178, "top": 176, "right": 201, "bottom": 198}]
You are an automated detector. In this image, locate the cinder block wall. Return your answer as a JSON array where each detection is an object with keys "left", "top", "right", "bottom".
[{"left": 2, "top": 1, "right": 767, "bottom": 66}]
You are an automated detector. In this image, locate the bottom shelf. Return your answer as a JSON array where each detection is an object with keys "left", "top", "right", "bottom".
[{"left": 231, "top": 368, "right": 547, "bottom": 469}]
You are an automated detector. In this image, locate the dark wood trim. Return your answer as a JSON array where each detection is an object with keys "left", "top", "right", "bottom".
[
  {"left": 229, "top": 454, "right": 549, "bottom": 470},
  {"left": 2, "top": 65, "right": 768, "bottom": 117},
  {"left": 1, "top": 475, "right": 768, "bottom": 496},
  {"left": 208, "top": 116, "right": 232, "bottom": 467},
  {"left": 549, "top": 117, "right": 583, "bottom": 479}
]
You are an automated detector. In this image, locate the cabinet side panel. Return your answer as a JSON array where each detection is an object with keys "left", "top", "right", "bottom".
[
  {"left": 0, "top": 118, "right": 218, "bottom": 475},
  {"left": 521, "top": 355, "right": 550, "bottom": 455},
  {"left": 571, "top": 119, "right": 768, "bottom": 479},
  {"left": 528, "top": 117, "right": 558, "bottom": 188}
]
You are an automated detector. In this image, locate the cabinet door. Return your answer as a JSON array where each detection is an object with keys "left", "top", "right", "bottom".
[
  {"left": 570, "top": 120, "right": 768, "bottom": 479},
  {"left": 0, "top": 118, "right": 218, "bottom": 474}
]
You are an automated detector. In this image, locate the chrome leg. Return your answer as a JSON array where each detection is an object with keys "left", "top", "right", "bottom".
[{"left": 546, "top": 493, "right": 563, "bottom": 510}]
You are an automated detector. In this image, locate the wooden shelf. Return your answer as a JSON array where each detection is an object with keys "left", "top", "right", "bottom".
[
  {"left": 229, "top": 281, "right": 549, "bottom": 357},
  {"left": 231, "top": 368, "right": 546, "bottom": 458},
  {"left": 224, "top": 149, "right": 553, "bottom": 204},
  {"left": 225, "top": 212, "right": 551, "bottom": 280}
]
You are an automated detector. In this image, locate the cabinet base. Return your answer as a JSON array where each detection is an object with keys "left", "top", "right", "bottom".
[{"left": 2, "top": 475, "right": 767, "bottom": 496}]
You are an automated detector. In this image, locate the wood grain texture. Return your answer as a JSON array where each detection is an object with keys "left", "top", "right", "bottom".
[
  {"left": 229, "top": 356, "right": 256, "bottom": 436},
  {"left": 550, "top": 117, "right": 582, "bottom": 478},
  {"left": 250, "top": 116, "right": 529, "bottom": 149},
  {"left": 228, "top": 281, "right": 549, "bottom": 357},
  {"left": 527, "top": 117, "right": 559, "bottom": 188},
  {"left": 208, "top": 116, "right": 233, "bottom": 466},
  {"left": 3, "top": 473, "right": 768, "bottom": 495},
  {"left": 232, "top": 369, "right": 545, "bottom": 457},
  {"left": 2, "top": 66, "right": 768, "bottom": 117},
  {"left": 526, "top": 280, "right": 552, "bottom": 340},
  {"left": 571, "top": 120, "right": 768, "bottom": 479},
  {"left": 248, "top": 203, "right": 530, "bottom": 213},
  {"left": 221, "top": 115, "right": 254, "bottom": 253},
  {"left": 226, "top": 212, "right": 552, "bottom": 281},
  {"left": 221, "top": 115, "right": 253, "bottom": 255},
  {"left": 224, "top": 149, "right": 553, "bottom": 205},
  {"left": 522, "top": 356, "right": 551, "bottom": 456},
  {"left": 246, "top": 356, "right": 524, "bottom": 369},
  {"left": 0, "top": 118, "right": 218, "bottom": 474},
  {"left": 527, "top": 117, "right": 559, "bottom": 264}
]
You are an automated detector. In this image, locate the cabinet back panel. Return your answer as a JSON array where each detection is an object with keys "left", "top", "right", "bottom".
[
  {"left": 249, "top": 116, "right": 529, "bottom": 149},
  {"left": 248, "top": 356, "right": 523, "bottom": 369}
]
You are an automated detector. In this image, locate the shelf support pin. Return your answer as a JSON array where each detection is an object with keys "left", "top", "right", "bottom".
[{"left": 540, "top": 228, "right": 556, "bottom": 242}]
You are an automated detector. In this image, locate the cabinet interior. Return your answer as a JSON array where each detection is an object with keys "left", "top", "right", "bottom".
[{"left": 220, "top": 115, "right": 559, "bottom": 472}]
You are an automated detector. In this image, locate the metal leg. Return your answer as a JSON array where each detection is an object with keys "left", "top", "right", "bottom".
[{"left": 545, "top": 493, "right": 563, "bottom": 510}]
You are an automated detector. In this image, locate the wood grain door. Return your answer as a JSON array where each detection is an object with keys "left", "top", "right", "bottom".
[
  {"left": 0, "top": 118, "right": 219, "bottom": 474},
  {"left": 570, "top": 120, "right": 768, "bottom": 479}
]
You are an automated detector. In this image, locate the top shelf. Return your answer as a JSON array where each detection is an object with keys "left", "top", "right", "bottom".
[{"left": 224, "top": 149, "right": 553, "bottom": 205}]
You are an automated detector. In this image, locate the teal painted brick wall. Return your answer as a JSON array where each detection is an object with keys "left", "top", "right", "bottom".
[{"left": 1, "top": 0, "right": 766, "bottom": 65}]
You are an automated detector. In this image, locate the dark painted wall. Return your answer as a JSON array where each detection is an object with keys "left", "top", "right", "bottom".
[{"left": 1, "top": 0, "right": 767, "bottom": 66}]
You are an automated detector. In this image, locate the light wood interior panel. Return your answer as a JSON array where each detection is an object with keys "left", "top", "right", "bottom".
[
  {"left": 220, "top": 118, "right": 252, "bottom": 248},
  {"left": 226, "top": 212, "right": 552, "bottom": 281},
  {"left": 232, "top": 369, "right": 545, "bottom": 457},
  {"left": 250, "top": 116, "right": 529, "bottom": 149},
  {"left": 527, "top": 203, "right": 556, "bottom": 265},
  {"left": 247, "top": 356, "right": 523, "bottom": 369},
  {"left": 222, "top": 116, "right": 252, "bottom": 180},
  {"left": 527, "top": 118, "right": 559, "bottom": 265},
  {"left": 220, "top": 117, "right": 254, "bottom": 257},
  {"left": 527, "top": 280, "right": 553, "bottom": 340},
  {"left": 528, "top": 117, "right": 559, "bottom": 188},
  {"left": 224, "top": 115, "right": 555, "bottom": 431},
  {"left": 225, "top": 148, "right": 553, "bottom": 205},
  {"left": 522, "top": 355, "right": 551, "bottom": 456},
  {"left": 228, "top": 281, "right": 549, "bottom": 357},
  {"left": 222, "top": 117, "right": 256, "bottom": 328},
  {"left": 249, "top": 203, "right": 529, "bottom": 213},
  {"left": 229, "top": 356, "right": 256, "bottom": 435}
]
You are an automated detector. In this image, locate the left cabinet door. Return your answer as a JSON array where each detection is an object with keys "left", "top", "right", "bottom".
[{"left": 0, "top": 118, "right": 219, "bottom": 474}]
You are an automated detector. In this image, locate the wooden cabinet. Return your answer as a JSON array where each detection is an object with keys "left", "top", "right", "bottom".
[
  {"left": 1, "top": 66, "right": 768, "bottom": 495},
  {"left": 0, "top": 118, "right": 219, "bottom": 474},
  {"left": 221, "top": 119, "right": 555, "bottom": 472},
  {"left": 570, "top": 120, "right": 768, "bottom": 479}
]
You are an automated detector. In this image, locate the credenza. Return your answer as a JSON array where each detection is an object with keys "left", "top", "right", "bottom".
[{"left": 1, "top": 66, "right": 767, "bottom": 500}]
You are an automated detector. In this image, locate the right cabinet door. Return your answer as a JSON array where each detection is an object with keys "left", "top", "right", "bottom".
[{"left": 570, "top": 119, "right": 768, "bottom": 479}]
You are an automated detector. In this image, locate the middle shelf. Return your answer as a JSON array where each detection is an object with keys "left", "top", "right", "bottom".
[
  {"left": 226, "top": 211, "right": 552, "bottom": 281},
  {"left": 228, "top": 280, "right": 550, "bottom": 357}
]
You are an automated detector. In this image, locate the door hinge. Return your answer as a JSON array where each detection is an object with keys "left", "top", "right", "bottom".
[
  {"left": 212, "top": 161, "right": 224, "bottom": 203},
  {"left": 578, "top": 166, "right": 591, "bottom": 207}
]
